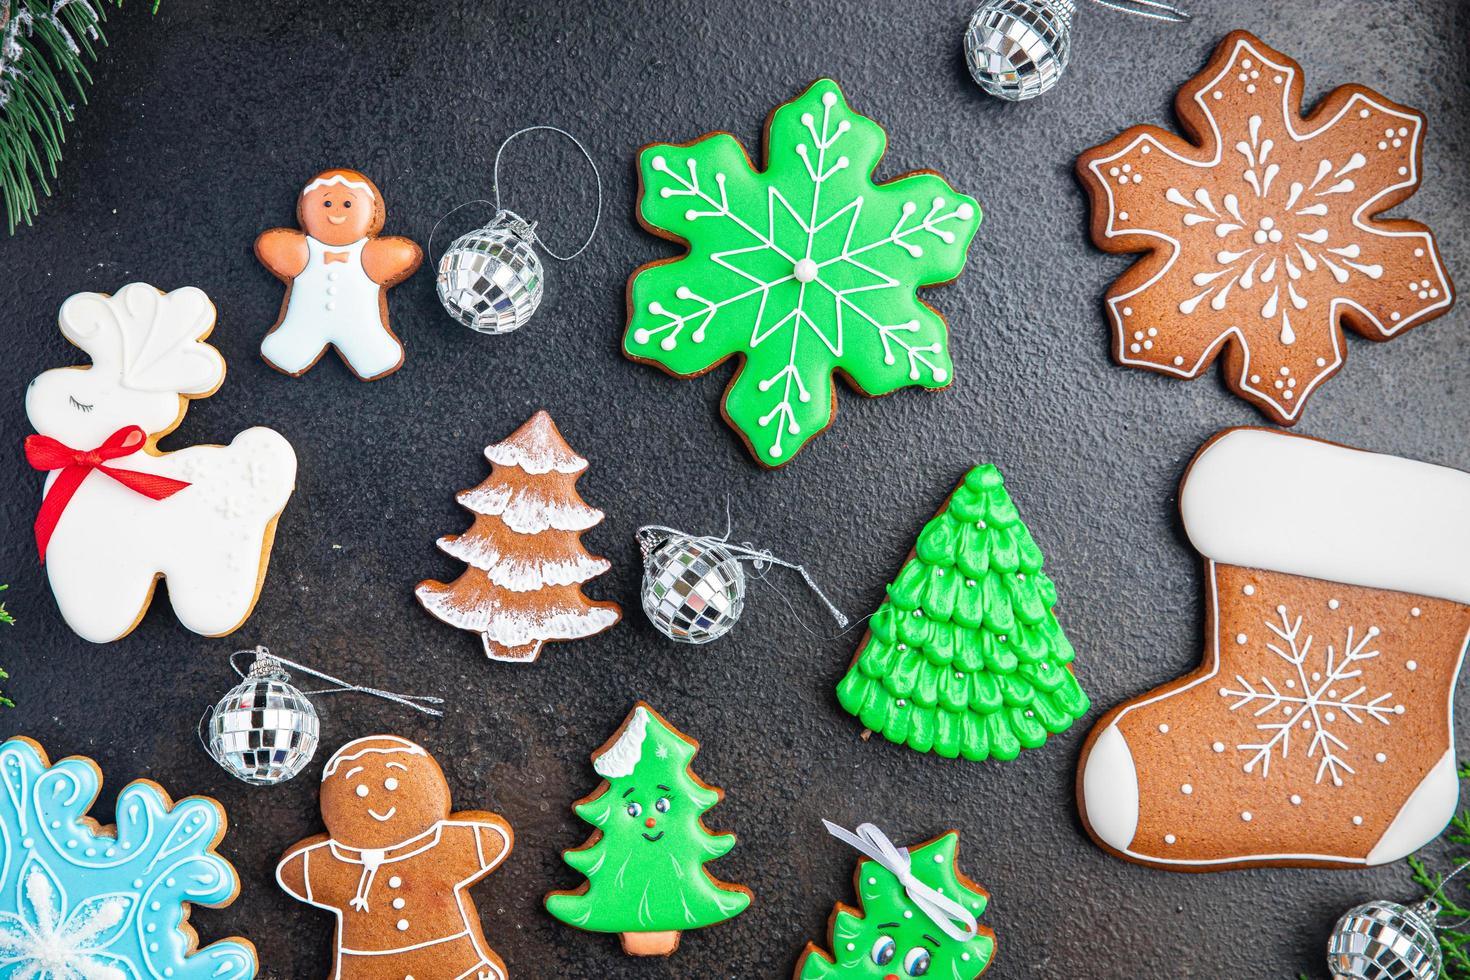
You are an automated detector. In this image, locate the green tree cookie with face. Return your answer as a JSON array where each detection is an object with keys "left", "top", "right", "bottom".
[
  {"left": 796, "top": 824, "right": 995, "bottom": 979},
  {"left": 626, "top": 78, "right": 983, "bottom": 468},
  {"left": 545, "top": 703, "right": 751, "bottom": 956}
]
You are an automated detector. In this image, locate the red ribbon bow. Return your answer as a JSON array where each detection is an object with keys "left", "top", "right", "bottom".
[{"left": 24, "top": 426, "right": 192, "bottom": 562}]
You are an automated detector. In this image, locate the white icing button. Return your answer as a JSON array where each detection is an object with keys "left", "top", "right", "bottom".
[
  {"left": 1212, "top": 742, "right": 1225, "bottom": 753},
  {"left": 933, "top": 853, "right": 944, "bottom": 863},
  {"left": 327, "top": 285, "right": 338, "bottom": 296},
  {"left": 1241, "top": 812, "right": 1252, "bottom": 822},
  {"left": 1412, "top": 607, "right": 1422, "bottom": 617},
  {"left": 847, "top": 944, "right": 856, "bottom": 952},
  {"left": 1376, "top": 753, "right": 1387, "bottom": 763},
  {"left": 793, "top": 257, "right": 819, "bottom": 283},
  {"left": 1158, "top": 724, "right": 1169, "bottom": 733},
  {"left": 903, "top": 910, "right": 913, "bottom": 919},
  {"left": 867, "top": 877, "right": 877, "bottom": 885},
  {"left": 393, "top": 897, "right": 406, "bottom": 909},
  {"left": 1164, "top": 834, "right": 1176, "bottom": 844},
  {"left": 389, "top": 876, "right": 403, "bottom": 888},
  {"left": 1242, "top": 585, "right": 1255, "bottom": 596},
  {"left": 397, "top": 919, "right": 410, "bottom": 931},
  {"left": 1352, "top": 816, "right": 1363, "bottom": 826},
  {"left": 328, "top": 270, "right": 341, "bottom": 281},
  {"left": 325, "top": 301, "right": 338, "bottom": 311},
  {"left": 1406, "top": 661, "right": 1417, "bottom": 671},
  {"left": 1181, "top": 784, "right": 1192, "bottom": 795},
  {"left": 1235, "top": 633, "right": 1247, "bottom": 645},
  {"left": 1328, "top": 599, "right": 1340, "bottom": 610},
  {"left": 1290, "top": 794, "right": 1302, "bottom": 805}
]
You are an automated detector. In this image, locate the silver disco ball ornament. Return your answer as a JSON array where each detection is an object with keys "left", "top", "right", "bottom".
[
  {"left": 206, "top": 650, "right": 320, "bottom": 786},
  {"left": 1328, "top": 899, "right": 1442, "bottom": 980},
  {"left": 964, "top": 0, "right": 1076, "bottom": 101},
  {"left": 640, "top": 532, "right": 747, "bottom": 644},
  {"left": 436, "top": 210, "right": 545, "bottom": 334}
]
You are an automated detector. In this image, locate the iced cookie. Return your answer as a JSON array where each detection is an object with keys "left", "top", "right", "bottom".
[
  {"left": 545, "top": 703, "right": 751, "bottom": 956},
  {"left": 1078, "top": 31, "right": 1454, "bottom": 424},
  {"left": 277, "top": 736, "right": 514, "bottom": 979},
  {"left": 1079, "top": 428, "right": 1470, "bottom": 870},
  {"left": 257, "top": 169, "right": 423, "bottom": 380},
  {"left": 0, "top": 736, "right": 257, "bottom": 979},
  {"left": 24, "top": 283, "right": 297, "bottom": 643},
  {"left": 625, "top": 78, "right": 982, "bottom": 467}
]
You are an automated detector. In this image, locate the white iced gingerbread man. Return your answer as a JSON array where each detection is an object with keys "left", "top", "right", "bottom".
[
  {"left": 24, "top": 283, "right": 298, "bottom": 643},
  {"left": 277, "top": 736, "right": 514, "bottom": 980},
  {"left": 257, "top": 169, "right": 423, "bottom": 381}
]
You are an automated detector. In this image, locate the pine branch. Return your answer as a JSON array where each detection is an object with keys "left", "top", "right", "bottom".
[
  {"left": 0, "top": 0, "right": 158, "bottom": 233},
  {"left": 1404, "top": 765, "right": 1470, "bottom": 979},
  {"left": 0, "top": 584, "right": 11, "bottom": 708}
]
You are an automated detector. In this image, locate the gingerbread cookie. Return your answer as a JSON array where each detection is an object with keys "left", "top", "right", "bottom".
[
  {"left": 625, "top": 78, "right": 982, "bottom": 467},
  {"left": 545, "top": 703, "right": 751, "bottom": 956},
  {"left": 416, "top": 410, "right": 621, "bottom": 662},
  {"left": 1078, "top": 427, "right": 1470, "bottom": 871},
  {"left": 24, "top": 283, "right": 297, "bottom": 643},
  {"left": 0, "top": 736, "right": 257, "bottom": 978},
  {"left": 257, "top": 169, "right": 423, "bottom": 380},
  {"left": 277, "top": 736, "right": 514, "bottom": 979},
  {"left": 1078, "top": 31, "right": 1454, "bottom": 425},
  {"left": 796, "top": 822, "right": 994, "bottom": 979},
  {"left": 836, "top": 464, "right": 1090, "bottom": 761}
]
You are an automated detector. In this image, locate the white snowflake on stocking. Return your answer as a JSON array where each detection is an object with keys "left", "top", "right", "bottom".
[{"left": 1219, "top": 604, "right": 1400, "bottom": 786}]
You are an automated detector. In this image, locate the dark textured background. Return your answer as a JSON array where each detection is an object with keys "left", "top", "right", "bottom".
[{"left": 0, "top": 1, "right": 1466, "bottom": 977}]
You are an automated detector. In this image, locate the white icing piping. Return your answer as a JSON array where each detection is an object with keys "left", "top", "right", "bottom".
[
  {"left": 302, "top": 174, "right": 376, "bottom": 198},
  {"left": 322, "top": 737, "right": 427, "bottom": 780}
]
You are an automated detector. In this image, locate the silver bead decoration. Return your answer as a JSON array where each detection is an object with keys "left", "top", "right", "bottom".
[
  {"left": 964, "top": 0, "right": 1075, "bottom": 102},
  {"left": 640, "top": 533, "right": 747, "bottom": 645},
  {"left": 1328, "top": 899, "right": 1442, "bottom": 980},
  {"left": 436, "top": 210, "right": 544, "bottom": 334},
  {"left": 206, "top": 650, "right": 320, "bottom": 786}
]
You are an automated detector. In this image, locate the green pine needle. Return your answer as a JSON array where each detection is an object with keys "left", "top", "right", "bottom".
[
  {"left": 1404, "top": 762, "right": 1470, "bottom": 978},
  {"left": 0, "top": 583, "right": 11, "bottom": 708},
  {"left": 0, "top": 0, "right": 157, "bottom": 234}
]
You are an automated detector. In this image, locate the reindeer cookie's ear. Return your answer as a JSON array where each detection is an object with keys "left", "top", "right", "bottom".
[{"left": 59, "top": 283, "right": 226, "bottom": 395}]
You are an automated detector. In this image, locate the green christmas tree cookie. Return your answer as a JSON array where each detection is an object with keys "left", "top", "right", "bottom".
[
  {"left": 625, "top": 78, "right": 982, "bottom": 468},
  {"left": 545, "top": 702, "right": 751, "bottom": 956},
  {"left": 837, "top": 464, "right": 1089, "bottom": 759},
  {"left": 796, "top": 822, "right": 995, "bottom": 979}
]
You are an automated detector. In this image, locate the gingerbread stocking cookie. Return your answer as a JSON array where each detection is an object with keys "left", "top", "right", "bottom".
[
  {"left": 1079, "top": 428, "right": 1470, "bottom": 871},
  {"left": 257, "top": 169, "right": 422, "bottom": 380},
  {"left": 24, "top": 283, "right": 298, "bottom": 643},
  {"left": 1078, "top": 31, "right": 1454, "bottom": 424},
  {"left": 277, "top": 736, "right": 514, "bottom": 979}
]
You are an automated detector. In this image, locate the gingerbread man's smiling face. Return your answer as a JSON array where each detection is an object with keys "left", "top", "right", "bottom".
[
  {"left": 320, "top": 737, "right": 450, "bottom": 850},
  {"left": 297, "top": 170, "right": 384, "bottom": 246}
]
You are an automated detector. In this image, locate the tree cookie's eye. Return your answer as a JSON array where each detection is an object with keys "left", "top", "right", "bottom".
[
  {"left": 870, "top": 936, "right": 896, "bottom": 966},
  {"left": 343, "top": 199, "right": 353, "bottom": 208},
  {"left": 324, "top": 200, "right": 333, "bottom": 207},
  {"left": 625, "top": 801, "right": 642, "bottom": 818},
  {"left": 903, "top": 947, "right": 931, "bottom": 976},
  {"left": 655, "top": 797, "right": 671, "bottom": 813}
]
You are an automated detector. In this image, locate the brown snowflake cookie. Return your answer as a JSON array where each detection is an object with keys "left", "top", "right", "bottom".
[
  {"left": 1078, "top": 31, "right": 1454, "bottom": 425},
  {"left": 1078, "top": 428, "right": 1470, "bottom": 871}
]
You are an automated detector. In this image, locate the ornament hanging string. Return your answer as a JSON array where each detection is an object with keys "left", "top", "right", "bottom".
[
  {"left": 427, "top": 125, "right": 603, "bottom": 267},
  {"left": 822, "top": 820, "right": 979, "bottom": 942},
  {"left": 1088, "top": 0, "right": 1189, "bottom": 22},
  {"left": 637, "top": 520, "right": 852, "bottom": 635},
  {"left": 1421, "top": 859, "right": 1470, "bottom": 929}
]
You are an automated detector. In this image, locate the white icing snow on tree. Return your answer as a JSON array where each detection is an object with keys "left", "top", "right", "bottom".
[
  {"left": 1220, "top": 604, "right": 1399, "bottom": 786},
  {"left": 415, "top": 412, "right": 620, "bottom": 663}
]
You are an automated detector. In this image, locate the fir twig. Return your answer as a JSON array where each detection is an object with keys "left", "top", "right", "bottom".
[
  {"left": 0, "top": 0, "right": 157, "bottom": 233},
  {"left": 1403, "top": 763, "right": 1470, "bottom": 978},
  {"left": 0, "top": 583, "right": 11, "bottom": 708}
]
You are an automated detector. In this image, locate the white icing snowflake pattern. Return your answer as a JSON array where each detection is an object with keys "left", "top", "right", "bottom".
[
  {"left": 1220, "top": 605, "right": 1398, "bottom": 786},
  {"left": 1081, "top": 33, "right": 1453, "bottom": 424},
  {"left": 0, "top": 869, "right": 132, "bottom": 980}
]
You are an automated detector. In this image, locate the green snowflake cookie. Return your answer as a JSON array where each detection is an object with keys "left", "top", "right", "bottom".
[{"left": 626, "top": 79, "right": 983, "bottom": 467}]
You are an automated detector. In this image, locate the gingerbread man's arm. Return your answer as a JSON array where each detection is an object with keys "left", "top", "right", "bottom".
[
  {"left": 255, "top": 229, "right": 310, "bottom": 280},
  {"left": 442, "top": 812, "right": 514, "bottom": 883},
  {"left": 276, "top": 836, "right": 330, "bottom": 907},
  {"left": 362, "top": 236, "right": 423, "bottom": 287}
]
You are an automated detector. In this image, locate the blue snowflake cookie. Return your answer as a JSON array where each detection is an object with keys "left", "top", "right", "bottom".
[{"left": 0, "top": 737, "right": 257, "bottom": 979}]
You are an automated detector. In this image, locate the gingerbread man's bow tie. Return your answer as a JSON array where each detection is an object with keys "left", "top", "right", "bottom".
[{"left": 323, "top": 251, "right": 350, "bottom": 264}]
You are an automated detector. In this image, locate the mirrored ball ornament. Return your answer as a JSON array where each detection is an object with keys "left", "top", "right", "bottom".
[
  {"left": 1328, "top": 899, "right": 1442, "bottom": 980},
  {"left": 206, "top": 653, "right": 320, "bottom": 786},
  {"left": 640, "top": 534, "right": 747, "bottom": 644},
  {"left": 964, "top": 0, "right": 1076, "bottom": 101},
  {"left": 436, "top": 210, "right": 544, "bottom": 334}
]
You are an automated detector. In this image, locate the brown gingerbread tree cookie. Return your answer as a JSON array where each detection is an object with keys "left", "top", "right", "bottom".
[
  {"left": 277, "top": 735, "right": 514, "bottom": 978},
  {"left": 1078, "top": 31, "right": 1454, "bottom": 425},
  {"left": 416, "top": 411, "right": 621, "bottom": 663},
  {"left": 1078, "top": 428, "right": 1470, "bottom": 871}
]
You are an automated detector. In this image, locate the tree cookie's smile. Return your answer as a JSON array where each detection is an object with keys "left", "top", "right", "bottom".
[
  {"left": 327, "top": 213, "right": 348, "bottom": 225},
  {"left": 368, "top": 807, "right": 397, "bottom": 822},
  {"left": 641, "top": 831, "right": 665, "bottom": 842}
]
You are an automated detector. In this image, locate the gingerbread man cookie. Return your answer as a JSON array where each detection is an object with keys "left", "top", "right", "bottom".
[
  {"left": 1078, "top": 31, "right": 1454, "bottom": 424},
  {"left": 277, "top": 736, "right": 514, "bottom": 979},
  {"left": 257, "top": 169, "right": 423, "bottom": 380}
]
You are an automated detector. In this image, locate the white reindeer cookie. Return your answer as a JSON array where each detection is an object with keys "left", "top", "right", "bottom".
[{"left": 24, "top": 283, "right": 298, "bottom": 643}]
